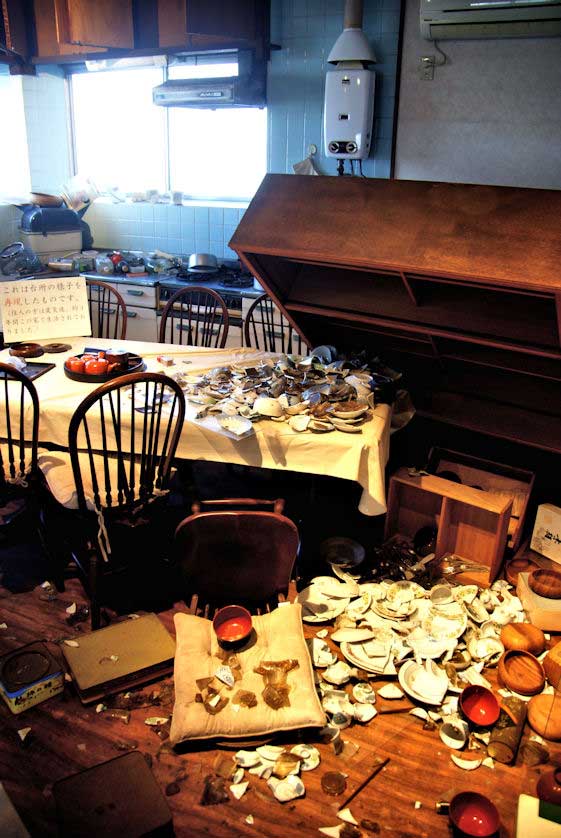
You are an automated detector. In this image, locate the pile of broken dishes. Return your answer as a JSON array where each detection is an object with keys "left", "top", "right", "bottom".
[
  {"left": 170, "top": 354, "right": 378, "bottom": 436},
  {"left": 298, "top": 573, "right": 540, "bottom": 762}
]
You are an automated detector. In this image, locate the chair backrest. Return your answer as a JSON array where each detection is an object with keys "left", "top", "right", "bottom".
[
  {"left": 244, "top": 294, "right": 311, "bottom": 354},
  {"left": 68, "top": 371, "right": 185, "bottom": 513},
  {"left": 0, "top": 362, "right": 39, "bottom": 491},
  {"left": 87, "top": 279, "right": 127, "bottom": 340},
  {"left": 174, "top": 498, "right": 299, "bottom": 610},
  {"left": 159, "top": 286, "right": 229, "bottom": 348}
]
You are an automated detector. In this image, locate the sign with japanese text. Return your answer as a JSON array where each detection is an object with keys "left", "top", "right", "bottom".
[{"left": 0, "top": 276, "right": 91, "bottom": 343}]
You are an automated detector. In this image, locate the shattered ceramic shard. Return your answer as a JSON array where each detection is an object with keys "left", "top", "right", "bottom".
[
  {"left": 331, "top": 712, "right": 353, "bottom": 730},
  {"left": 232, "top": 768, "right": 244, "bottom": 784},
  {"left": 439, "top": 718, "right": 469, "bottom": 750},
  {"left": 377, "top": 684, "right": 404, "bottom": 700},
  {"left": 17, "top": 727, "right": 31, "bottom": 742},
  {"left": 352, "top": 683, "right": 376, "bottom": 704},
  {"left": 289, "top": 414, "right": 310, "bottom": 432},
  {"left": 338, "top": 808, "right": 359, "bottom": 825},
  {"left": 345, "top": 593, "right": 372, "bottom": 619},
  {"left": 66, "top": 602, "right": 77, "bottom": 615},
  {"left": 249, "top": 761, "right": 274, "bottom": 779},
  {"left": 482, "top": 757, "right": 495, "bottom": 769},
  {"left": 451, "top": 754, "right": 482, "bottom": 771},
  {"left": 232, "top": 690, "right": 257, "bottom": 708},
  {"left": 270, "top": 774, "right": 305, "bottom": 802},
  {"left": 245, "top": 815, "right": 254, "bottom": 825},
  {"left": 331, "top": 628, "right": 375, "bottom": 644},
  {"left": 466, "top": 600, "right": 489, "bottom": 624},
  {"left": 215, "top": 665, "right": 235, "bottom": 688},
  {"left": 323, "top": 661, "right": 353, "bottom": 686},
  {"left": 214, "top": 754, "right": 236, "bottom": 779},
  {"left": 63, "top": 639, "right": 80, "bottom": 648},
  {"left": 353, "top": 704, "right": 377, "bottom": 723},
  {"left": 409, "top": 708, "right": 430, "bottom": 721},
  {"left": 257, "top": 745, "right": 286, "bottom": 762},
  {"left": 144, "top": 716, "right": 170, "bottom": 726},
  {"left": 316, "top": 629, "right": 329, "bottom": 639},
  {"left": 466, "top": 634, "right": 504, "bottom": 663},
  {"left": 312, "top": 638, "right": 338, "bottom": 668},
  {"left": 322, "top": 690, "right": 355, "bottom": 716},
  {"left": 290, "top": 744, "right": 321, "bottom": 771},
  {"left": 318, "top": 827, "right": 343, "bottom": 838},
  {"left": 235, "top": 750, "right": 261, "bottom": 768},
  {"left": 230, "top": 781, "right": 249, "bottom": 800},
  {"left": 254, "top": 396, "right": 284, "bottom": 417}
]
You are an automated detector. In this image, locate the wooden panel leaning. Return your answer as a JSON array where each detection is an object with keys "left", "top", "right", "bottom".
[{"left": 384, "top": 468, "right": 513, "bottom": 586}]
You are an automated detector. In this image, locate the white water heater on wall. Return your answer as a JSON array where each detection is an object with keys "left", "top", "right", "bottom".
[{"left": 324, "top": 0, "right": 377, "bottom": 161}]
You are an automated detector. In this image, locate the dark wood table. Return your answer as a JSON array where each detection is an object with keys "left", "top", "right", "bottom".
[{"left": 0, "top": 579, "right": 550, "bottom": 837}]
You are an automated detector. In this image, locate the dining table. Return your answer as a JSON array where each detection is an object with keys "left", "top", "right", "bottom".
[{"left": 0, "top": 336, "right": 392, "bottom": 516}]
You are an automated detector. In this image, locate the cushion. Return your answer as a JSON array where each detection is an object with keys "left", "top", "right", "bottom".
[
  {"left": 170, "top": 603, "right": 326, "bottom": 744},
  {"left": 38, "top": 449, "right": 168, "bottom": 510}
]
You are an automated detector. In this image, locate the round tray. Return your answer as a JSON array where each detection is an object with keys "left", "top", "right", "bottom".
[{"left": 64, "top": 353, "right": 145, "bottom": 383}]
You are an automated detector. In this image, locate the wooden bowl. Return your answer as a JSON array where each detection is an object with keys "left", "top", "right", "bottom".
[
  {"left": 459, "top": 685, "right": 500, "bottom": 728},
  {"left": 449, "top": 792, "right": 500, "bottom": 837},
  {"left": 212, "top": 605, "right": 252, "bottom": 645},
  {"left": 497, "top": 649, "right": 545, "bottom": 696},
  {"left": 527, "top": 694, "right": 561, "bottom": 740},
  {"left": 528, "top": 568, "right": 561, "bottom": 599},
  {"left": 505, "top": 556, "right": 540, "bottom": 587},
  {"left": 500, "top": 623, "right": 546, "bottom": 656}
]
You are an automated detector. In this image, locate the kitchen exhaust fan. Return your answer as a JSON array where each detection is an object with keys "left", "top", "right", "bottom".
[{"left": 153, "top": 75, "right": 265, "bottom": 108}]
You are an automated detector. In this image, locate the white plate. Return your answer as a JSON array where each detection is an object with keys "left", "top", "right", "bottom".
[
  {"left": 340, "top": 641, "right": 394, "bottom": 675},
  {"left": 422, "top": 607, "right": 467, "bottom": 640},
  {"left": 191, "top": 413, "right": 255, "bottom": 441},
  {"left": 372, "top": 600, "right": 417, "bottom": 620},
  {"left": 398, "top": 660, "right": 448, "bottom": 706},
  {"left": 298, "top": 586, "right": 350, "bottom": 623}
]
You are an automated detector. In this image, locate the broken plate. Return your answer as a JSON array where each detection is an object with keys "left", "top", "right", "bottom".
[{"left": 398, "top": 660, "right": 449, "bottom": 706}]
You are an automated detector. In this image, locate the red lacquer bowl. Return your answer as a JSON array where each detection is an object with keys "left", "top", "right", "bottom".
[
  {"left": 460, "top": 685, "right": 500, "bottom": 728},
  {"left": 212, "top": 605, "right": 252, "bottom": 644},
  {"left": 449, "top": 792, "right": 500, "bottom": 837}
]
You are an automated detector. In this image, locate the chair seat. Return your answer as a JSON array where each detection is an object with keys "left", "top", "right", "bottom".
[{"left": 38, "top": 449, "right": 169, "bottom": 511}]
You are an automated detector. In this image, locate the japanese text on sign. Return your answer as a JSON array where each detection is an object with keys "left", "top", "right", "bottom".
[{"left": 0, "top": 276, "right": 92, "bottom": 342}]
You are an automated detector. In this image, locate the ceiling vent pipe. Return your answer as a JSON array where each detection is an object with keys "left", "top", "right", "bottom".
[{"left": 328, "top": 0, "right": 376, "bottom": 65}]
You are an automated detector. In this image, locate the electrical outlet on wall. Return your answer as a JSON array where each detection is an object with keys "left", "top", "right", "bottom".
[{"left": 419, "top": 56, "right": 435, "bottom": 81}]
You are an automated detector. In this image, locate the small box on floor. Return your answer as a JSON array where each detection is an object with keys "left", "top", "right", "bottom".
[
  {"left": 0, "top": 641, "right": 64, "bottom": 715},
  {"left": 531, "top": 504, "right": 561, "bottom": 564},
  {"left": 517, "top": 573, "right": 561, "bottom": 631}
]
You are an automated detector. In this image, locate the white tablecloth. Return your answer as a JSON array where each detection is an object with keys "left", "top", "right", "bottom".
[{"left": 1, "top": 337, "right": 391, "bottom": 515}]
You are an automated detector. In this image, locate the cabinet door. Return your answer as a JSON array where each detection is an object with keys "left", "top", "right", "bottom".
[
  {"left": 34, "top": 0, "right": 106, "bottom": 57},
  {"left": 123, "top": 305, "right": 159, "bottom": 343},
  {"left": 54, "top": 0, "right": 134, "bottom": 48},
  {"left": 159, "top": 0, "right": 266, "bottom": 48}
]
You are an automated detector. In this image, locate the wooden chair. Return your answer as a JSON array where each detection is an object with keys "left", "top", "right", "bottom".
[
  {"left": 174, "top": 498, "right": 299, "bottom": 616},
  {"left": 39, "top": 372, "right": 186, "bottom": 628},
  {"left": 86, "top": 279, "right": 128, "bottom": 340},
  {"left": 244, "top": 293, "right": 311, "bottom": 354},
  {"left": 0, "top": 362, "right": 40, "bottom": 537},
  {"left": 159, "top": 286, "right": 229, "bottom": 348}
]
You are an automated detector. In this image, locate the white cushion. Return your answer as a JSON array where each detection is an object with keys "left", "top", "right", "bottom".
[
  {"left": 170, "top": 603, "right": 326, "bottom": 744},
  {"left": 38, "top": 449, "right": 169, "bottom": 510}
]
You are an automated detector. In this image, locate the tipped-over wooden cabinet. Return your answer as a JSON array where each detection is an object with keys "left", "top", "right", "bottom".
[{"left": 230, "top": 174, "right": 561, "bottom": 455}]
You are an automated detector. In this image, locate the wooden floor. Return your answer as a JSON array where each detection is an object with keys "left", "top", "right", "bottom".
[{"left": 0, "top": 577, "right": 552, "bottom": 838}]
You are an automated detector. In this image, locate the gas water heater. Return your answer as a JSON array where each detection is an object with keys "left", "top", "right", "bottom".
[{"left": 323, "top": 0, "right": 377, "bottom": 161}]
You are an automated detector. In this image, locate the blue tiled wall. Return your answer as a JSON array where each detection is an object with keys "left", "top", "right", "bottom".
[
  {"left": 268, "top": 0, "right": 400, "bottom": 179},
  {"left": 22, "top": 66, "right": 72, "bottom": 193}
]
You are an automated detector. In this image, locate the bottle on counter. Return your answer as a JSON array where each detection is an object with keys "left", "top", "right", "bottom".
[{"left": 94, "top": 254, "right": 114, "bottom": 275}]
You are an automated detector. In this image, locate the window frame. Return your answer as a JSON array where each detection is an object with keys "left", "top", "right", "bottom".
[{"left": 67, "top": 56, "right": 267, "bottom": 204}]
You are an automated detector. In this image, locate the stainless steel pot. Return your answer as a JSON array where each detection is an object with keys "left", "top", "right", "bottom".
[{"left": 188, "top": 252, "right": 218, "bottom": 274}]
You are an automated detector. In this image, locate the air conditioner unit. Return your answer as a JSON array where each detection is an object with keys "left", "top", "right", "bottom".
[
  {"left": 421, "top": 0, "right": 561, "bottom": 40},
  {"left": 153, "top": 76, "right": 265, "bottom": 108}
]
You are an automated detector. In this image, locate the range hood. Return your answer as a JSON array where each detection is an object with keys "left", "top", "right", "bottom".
[{"left": 153, "top": 75, "right": 265, "bottom": 108}]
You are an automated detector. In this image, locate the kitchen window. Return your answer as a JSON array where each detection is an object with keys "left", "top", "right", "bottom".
[{"left": 70, "top": 58, "right": 267, "bottom": 202}]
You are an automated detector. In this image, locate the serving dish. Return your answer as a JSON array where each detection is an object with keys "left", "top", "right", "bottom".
[
  {"left": 63, "top": 352, "right": 144, "bottom": 383},
  {"left": 459, "top": 685, "right": 500, "bottom": 727},
  {"left": 449, "top": 791, "right": 500, "bottom": 838},
  {"left": 212, "top": 605, "right": 252, "bottom": 645},
  {"left": 528, "top": 568, "right": 561, "bottom": 599},
  {"left": 298, "top": 585, "right": 350, "bottom": 623}
]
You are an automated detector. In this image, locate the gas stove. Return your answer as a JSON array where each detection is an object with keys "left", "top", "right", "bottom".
[{"left": 172, "top": 264, "right": 254, "bottom": 290}]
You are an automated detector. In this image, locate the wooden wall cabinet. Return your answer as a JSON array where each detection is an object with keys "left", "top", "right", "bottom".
[
  {"left": 31, "top": 0, "right": 270, "bottom": 60},
  {"left": 230, "top": 174, "right": 561, "bottom": 455}
]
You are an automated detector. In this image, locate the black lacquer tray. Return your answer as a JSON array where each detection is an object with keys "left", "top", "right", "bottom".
[{"left": 63, "top": 352, "right": 145, "bottom": 383}]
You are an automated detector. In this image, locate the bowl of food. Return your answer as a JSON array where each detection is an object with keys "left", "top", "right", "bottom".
[
  {"left": 459, "top": 685, "right": 500, "bottom": 728},
  {"left": 212, "top": 605, "right": 253, "bottom": 645},
  {"left": 449, "top": 791, "right": 500, "bottom": 837}
]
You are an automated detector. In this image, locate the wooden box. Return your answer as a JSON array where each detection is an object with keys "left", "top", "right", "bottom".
[
  {"left": 427, "top": 448, "right": 534, "bottom": 553},
  {"left": 384, "top": 468, "right": 513, "bottom": 586},
  {"left": 531, "top": 504, "right": 561, "bottom": 565}
]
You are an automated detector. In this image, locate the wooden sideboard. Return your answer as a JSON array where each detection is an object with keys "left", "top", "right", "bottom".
[{"left": 230, "top": 175, "right": 561, "bottom": 454}]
